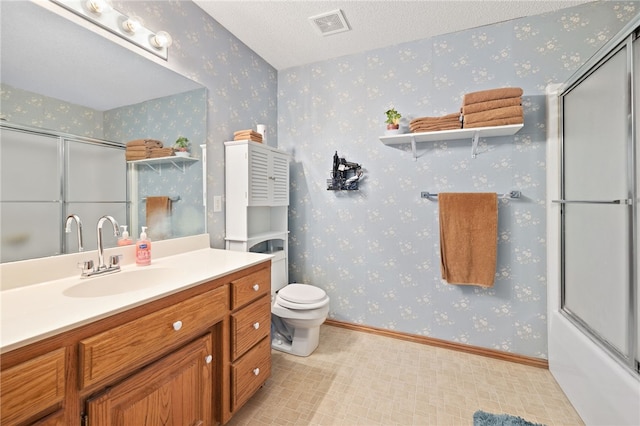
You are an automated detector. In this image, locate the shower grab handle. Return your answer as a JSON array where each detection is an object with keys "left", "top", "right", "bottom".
[{"left": 552, "top": 198, "right": 632, "bottom": 205}]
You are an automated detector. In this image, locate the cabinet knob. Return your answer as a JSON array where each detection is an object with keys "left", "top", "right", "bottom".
[
  {"left": 253, "top": 322, "right": 260, "bottom": 330},
  {"left": 172, "top": 320, "right": 183, "bottom": 331},
  {"left": 205, "top": 355, "right": 213, "bottom": 364},
  {"left": 253, "top": 368, "right": 260, "bottom": 376},
  {"left": 252, "top": 284, "right": 260, "bottom": 291}
]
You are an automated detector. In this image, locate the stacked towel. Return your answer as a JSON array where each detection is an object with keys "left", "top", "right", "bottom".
[
  {"left": 125, "top": 139, "right": 173, "bottom": 161},
  {"left": 410, "top": 112, "right": 462, "bottom": 133},
  {"left": 461, "top": 87, "right": 524, "bottom": 129},
  {"left": 233, "top": 129, "right": 263, "bottom": 143}
]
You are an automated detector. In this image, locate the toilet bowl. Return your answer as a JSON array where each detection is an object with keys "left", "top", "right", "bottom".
[{"left": 271, "top": 283, "right": 330, "bottom": 357}]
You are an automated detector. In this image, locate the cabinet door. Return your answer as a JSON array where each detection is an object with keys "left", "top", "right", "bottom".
[
  {"left": 271, "top": 150, "right": 289, "bottom": 206},
  {"left": 248, "top": 145, "right": 270, "bottom": 205},
  {"left": 85, "top": 335, "right": 213, "bottom": 426}
]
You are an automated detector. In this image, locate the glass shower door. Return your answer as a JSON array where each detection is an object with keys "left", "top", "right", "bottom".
[{"left": 561, "top": 41, "right": 633, "bottom": 359}]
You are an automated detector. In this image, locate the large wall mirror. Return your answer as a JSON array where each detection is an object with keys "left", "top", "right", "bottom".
[{"left": 0, "top": 1, "right": 207, "bottom": 263}]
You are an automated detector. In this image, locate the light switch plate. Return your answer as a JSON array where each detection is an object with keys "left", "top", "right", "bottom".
[{"left": 213, "top": 195, "right": 222, "bottom": 212}]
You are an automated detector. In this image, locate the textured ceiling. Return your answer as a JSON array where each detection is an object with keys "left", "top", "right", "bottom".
[{"left": 194, "top": 0, "right": 594, "bottom": 70}]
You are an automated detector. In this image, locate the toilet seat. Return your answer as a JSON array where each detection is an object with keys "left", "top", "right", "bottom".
[{"left": 276, "top": 284, "right": 329, "bottom": 310}]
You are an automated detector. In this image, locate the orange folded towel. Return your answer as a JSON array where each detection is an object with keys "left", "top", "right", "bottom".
[
  {"left": 125, "top": 153, "right": 148, "bottom": 161},
  {"left": 462, "top": 87, "right": 523, "bottom": 105},
  {"left": 463, "top": 106, "right": 523, "bottom": 126},
  {"left": 411, "top": 123, "right": 462, "bottom": 132},
  {"left": 439, "top": 193, "right": 498, "bottom": 287},
  {"left": 461, "top": 96, "right": 522, "bottom": 115},
  {"left": 126, "top": 139, "right": 164, "bottom": 148},
  {"left": 148, "top": 147, "right": 175, "bottom": 158},
  {"left": 463, "top": 116, "right": 524, "bottom": 129},
  {"left": 410, "top": 113, "right": 461, "bottom": 125}
]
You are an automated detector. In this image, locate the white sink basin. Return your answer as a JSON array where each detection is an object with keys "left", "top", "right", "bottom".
[{"left": 63, "top": 267, "right": 179, "bottom": 298}]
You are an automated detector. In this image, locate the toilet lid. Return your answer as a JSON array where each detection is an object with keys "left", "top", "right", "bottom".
[{"left": 278, "top": 283, "right": 327, "bottom": 304}]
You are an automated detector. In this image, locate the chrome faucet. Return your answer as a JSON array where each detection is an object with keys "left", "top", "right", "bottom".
[
  {"left": 64, "top": 214, "right": 84, "bottom": 252},
  {"left": 78, "top": 215, "right": 122, "bottom": 278}
]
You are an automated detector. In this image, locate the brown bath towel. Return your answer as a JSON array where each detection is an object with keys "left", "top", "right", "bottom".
[
  {"left": 463, "top": 116, "right": 524, "bottom": 129},
  {"left": 126, "top": 139, "right": 164, "bottom": 148},
  {"left": 462, "top": 87, "right": 523, "bottom": 105},
  {"left": 411, "top": 123, "right": 462, "bottom": 132},
  {"left": 146, "top": 196, "right": 172, "bottom": 240},
  {"left": 439, "top": 193, "right": 498, "bottom": 287},
  {"left": 461, "top": 96, "right": 522, "bottom": 115},
  {"left": 463, "top": 106, "right": 523, "bottom": 126}
]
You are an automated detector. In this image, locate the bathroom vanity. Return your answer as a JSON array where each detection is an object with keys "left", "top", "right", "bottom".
[{"left": 0, "top": 235, "right": 271, "bottom": 425}]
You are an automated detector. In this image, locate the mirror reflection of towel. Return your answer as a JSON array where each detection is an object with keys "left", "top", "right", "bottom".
[
  {"left": 146, "top": 196, "right": 172, "bottom": 240},
  {"left": 439, "top": 193, "right": 498, "bottom": 287}
]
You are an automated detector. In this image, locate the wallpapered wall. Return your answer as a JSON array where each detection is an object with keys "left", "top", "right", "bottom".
[{"left": 277, "top": 1, "right": 637, "bottom": 358}]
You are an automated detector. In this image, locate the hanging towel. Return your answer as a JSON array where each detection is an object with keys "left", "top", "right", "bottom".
[
  {"left": 439, "top": 193, "right": 498, "bottom": 287},
  {"left": 146, "top": 196, "right": 172, "bottom": 240}
]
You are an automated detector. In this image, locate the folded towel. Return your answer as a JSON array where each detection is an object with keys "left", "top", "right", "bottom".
[
  {"left": 461, "top": 96, "right": 521, "bottom": 115},
  {"left": 126, "top": 139, "right": 164, "bottom": 148},
  {"left": 463, "top": 116, "right": 524, "bottom": 129},
  {"left": 125, "top": 153, "right": 149, "bottom": 161},
  {"left": 233, "top": 129, "right": 262, "bottom": 137},
  {"left": 462, "top": 87, "right": 523, "bottom": 105},
  {"left": 233, "top": 130, "right": 263, "bottom": 142},
  {"left": 463, "top": 106, "right": 523, "bottom": 126},
  {"left": 410, "top": 113, "right": 461, "bottom": 125},
  {"left": 146, "top": 196, "right": 172, "bottom": 240},
  {"left": 125, "top": 146, "right": 151, "bottom": 153},
  {"left": 439, "top": 193, "right": 498, "bottom": 287},
  {"left": 148, "top": 147, "right": 175, "bottom": 158},
  {"left": 411, "top": 123, "right": 462, "bottom": 132}
]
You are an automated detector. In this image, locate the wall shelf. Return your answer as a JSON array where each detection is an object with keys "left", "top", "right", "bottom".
[
  {"left": 127, "top": 156, "right": 198, "bottom": 174},
  {"left": 379, "top": 123, "right": 523, "bottom": 159}
]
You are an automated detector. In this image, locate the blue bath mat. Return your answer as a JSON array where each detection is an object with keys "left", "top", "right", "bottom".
[{"left": 473, "top": 410, "right": 545, "bottom": 426}]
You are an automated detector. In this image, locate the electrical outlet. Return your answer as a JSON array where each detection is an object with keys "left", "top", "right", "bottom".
[{"left": 213, "top": 195, "right": 222, "bottom": 212}]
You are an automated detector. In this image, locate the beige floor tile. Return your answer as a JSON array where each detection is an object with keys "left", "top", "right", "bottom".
[{"left": 226, "top": 325, "right": 584, "bottom": 426}]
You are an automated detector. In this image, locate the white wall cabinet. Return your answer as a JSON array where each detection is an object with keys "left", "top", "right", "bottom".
[{"left": 225, "top": 141, "right": 289, "bottom": 288}]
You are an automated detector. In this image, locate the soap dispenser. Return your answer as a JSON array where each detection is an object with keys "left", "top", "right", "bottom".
[
  {"left": 136, "top": 226, "right": 151, "bottom": 266},
  {"left": 117, "top": 225, "right": 133, "bottom": 246}
]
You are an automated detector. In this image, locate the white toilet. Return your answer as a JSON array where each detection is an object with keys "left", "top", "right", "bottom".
[{"left": 271, "top": 283, "right": 330, "bottom": 357}]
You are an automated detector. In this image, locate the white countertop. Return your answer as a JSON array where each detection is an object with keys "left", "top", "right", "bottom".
[{"left": 0, "top": 236, "right": 272, "bottom": 353}]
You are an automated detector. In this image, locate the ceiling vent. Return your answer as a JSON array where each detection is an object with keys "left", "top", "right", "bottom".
[{"left": 308, "top": 9, "right": 350, "bottom": 36}]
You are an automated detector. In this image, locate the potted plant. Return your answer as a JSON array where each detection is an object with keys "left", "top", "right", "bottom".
[
  {"left": 385, "top": 108, "right": 402, "bottom": 134},
  {"left": 173, "top": 136, "right": 190, "bottom": 157}
]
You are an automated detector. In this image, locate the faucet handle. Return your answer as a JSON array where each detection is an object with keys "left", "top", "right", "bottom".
[
  {"left": 78, "top": 260, "right": 94, "bottom": 272},
  {"left": 109, "top": 254, "right": 122, "bottom": 268}
]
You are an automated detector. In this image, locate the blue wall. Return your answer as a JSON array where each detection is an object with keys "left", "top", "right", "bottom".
[{"left": 276, "top": 1, "right": 638, "bottom": 358}]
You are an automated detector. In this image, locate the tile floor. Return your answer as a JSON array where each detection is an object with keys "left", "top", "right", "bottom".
[{"left": 228, "top": 324, "right": 584, "bottom": 426}]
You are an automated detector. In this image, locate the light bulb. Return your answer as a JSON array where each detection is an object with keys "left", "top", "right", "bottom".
[
  {"left": 122, "top": 16, "right": 142, "bottom": 33},
  {"left": 151, "top": 31, "right": 173, "bottom": 48},
  {"left": 85, "top": 0, "right": 112, "bottom": 14}
]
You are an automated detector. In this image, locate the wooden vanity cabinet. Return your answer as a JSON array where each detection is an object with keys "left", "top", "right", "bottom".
[{"left": 0, "top": 260, "right": 272, "bottom": 426}]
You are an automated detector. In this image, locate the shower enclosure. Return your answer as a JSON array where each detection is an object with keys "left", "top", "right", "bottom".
[{"left": 547, "top": 17, "right": 639, "bottom": 426}]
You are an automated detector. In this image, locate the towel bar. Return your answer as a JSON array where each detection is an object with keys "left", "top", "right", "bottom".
[
  {"left": 142, "top": 196, "right": 181, "bottom": 202},
  {"left": 421, "top": 190, "right": 521, "bottom": 200}
]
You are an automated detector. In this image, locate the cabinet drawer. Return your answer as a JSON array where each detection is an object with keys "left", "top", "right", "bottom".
[
  {"left": 231, "top": 294, "right": 271, "bottom": 360},
  {"left": 79, "top": 285, "right": 227, "bottom": 389},
  {"left": 231, "top": 337, "right": 271, "bottom": 411},
  {"left": 230, "top": 267, "right": 270, "bottom": 309},
  {"left": 1, "top": 348, "right": 66, "bottom": 426}
]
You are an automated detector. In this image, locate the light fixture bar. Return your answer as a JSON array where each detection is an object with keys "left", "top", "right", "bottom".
[{"left": 49, "top": 0, "right": 171, "bottom": 60}]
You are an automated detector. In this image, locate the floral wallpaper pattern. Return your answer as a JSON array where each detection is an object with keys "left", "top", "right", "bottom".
[
  {"left": 2, "top": 1, "right": 637, "bottom": 359},
  {"left": 277, "top": 1, "right": 637, "bottom": 358}
]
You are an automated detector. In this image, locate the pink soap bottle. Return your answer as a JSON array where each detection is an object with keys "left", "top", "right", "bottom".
[
  {"left": 117, "top": 225, "right": 133, "bottom": 246},
  {"left": 136, "top": 226, "right": 151, "bottom": 266}
]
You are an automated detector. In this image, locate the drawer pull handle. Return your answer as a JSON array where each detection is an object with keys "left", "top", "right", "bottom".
[
  {"left": 252, "top": 284, "right": 260, "bottom": 291},
  {"left": 253, "top": 368, "right": 260, "bottom": 376},
  {"left": 253, "top": 322, "right": 260, "bottom": 330},
  {"left": 205, "top": 355, "right": 213, "bottom": 364},
  {"left": 173, "top": 320, "right": 183, "bottom": 331}
]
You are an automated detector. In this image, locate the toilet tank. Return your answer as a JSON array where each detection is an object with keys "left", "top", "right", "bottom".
[{"left": 271, "top": 249, "right": 287, "bottom": 295}]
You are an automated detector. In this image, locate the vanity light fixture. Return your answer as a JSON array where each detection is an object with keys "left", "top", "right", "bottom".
[{"left": 49, "top": 0, "right": 172, "bottom": 60}]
